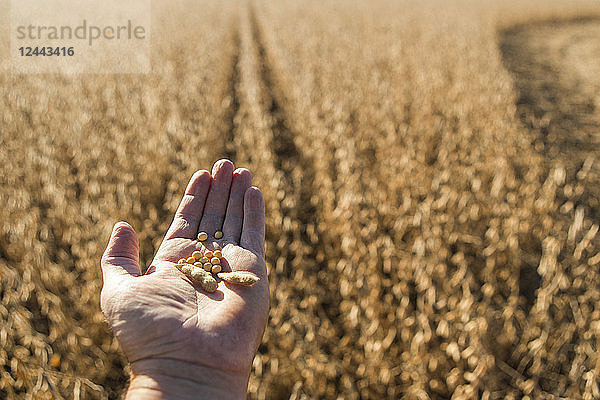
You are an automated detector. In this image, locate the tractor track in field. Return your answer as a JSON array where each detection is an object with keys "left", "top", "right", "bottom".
[
  {"left": 249, "top": 9, "right": 302, "bottom": 184},
  {"left": 249, "top": 8, "right": 343, "bottom": 326},
  {"left": 500, "top": 18, "right": 600, "bottom": 219},
  {"left": 222, "top": 27, "right": 241, "bottom": 162}
]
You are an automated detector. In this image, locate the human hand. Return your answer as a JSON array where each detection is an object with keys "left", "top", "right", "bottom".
[{"left": 100, "top": 159, "right": 269, "bottom": 400}]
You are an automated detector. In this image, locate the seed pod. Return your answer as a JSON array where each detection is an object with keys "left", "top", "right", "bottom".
[
  {"left": 217, "top": 271, "right": 260, "bottom": 286},
  {"left": 190, "top": 267, "right": 218, "bottom": 293},
  {"left": 197, "top": 232, "right": 208, "bottom": 241},
  {"left": 214, "top": 231, "right": 223, "bottom": 239},
  {"left": 192, "top": 251, "right": 202, "bottom": 260},
  {"left": 211, "top": 257, "right": 220, "bottom": 265},
  {"left": 204, "top": 250, "right": 213, "bottom": 258},
  {"left": 203, "top": 262, "right": 212, "bottom": 272},
  {"left": 186, "top": 257, "right": 195, "bottom": 264},
  {"left": 181, "top": 264, "right": 193, "bottom": 275},
  {"left": 213, "top": 250, "right": 222, "bottom": 258},
  {"left": 211, "top": 265, "right": 222, "bottom": 274},
  {"left": 199, "top": 256, "right": 209, "bottom": 264}
]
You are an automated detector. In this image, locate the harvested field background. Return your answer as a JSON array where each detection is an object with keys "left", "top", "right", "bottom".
[{"left": 1, "top": 0, "right": 600, "bottom": 398}]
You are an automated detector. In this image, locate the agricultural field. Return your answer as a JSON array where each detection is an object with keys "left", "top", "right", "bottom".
[{"left": 1, "top": 0, "right": 600, "bottom": 398}]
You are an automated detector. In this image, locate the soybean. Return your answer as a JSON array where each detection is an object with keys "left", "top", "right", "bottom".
[{"left": 197, "top": 232, "right": 208, "bottom": 241}]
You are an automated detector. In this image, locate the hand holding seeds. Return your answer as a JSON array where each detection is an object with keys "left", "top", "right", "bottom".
[{"left": 100, "top": 160, "right": 269, "bottom": 400}]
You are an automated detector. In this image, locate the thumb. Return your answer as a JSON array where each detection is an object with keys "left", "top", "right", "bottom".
[{"left": 101, "top": 222, "right": 141, "bottom": 286}]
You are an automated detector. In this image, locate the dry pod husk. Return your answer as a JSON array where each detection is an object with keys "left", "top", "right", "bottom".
[
  {"left": 217, "top": 271, "right": 260, "bottom": 286},
  {"left": 189, "top": 267, "right": 218, "bottom": 292}
]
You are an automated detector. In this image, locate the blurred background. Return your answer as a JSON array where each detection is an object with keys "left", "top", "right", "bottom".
[{"left": 0, "top": 0, "right": 599, "bottom": 398}]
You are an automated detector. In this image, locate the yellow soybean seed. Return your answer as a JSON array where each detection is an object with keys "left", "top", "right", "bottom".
[
  {"left": 217, "top": 271, "right": 260, "bottom": 286},
  {"left": 197, "top": 232, "right": 208, "bottom": 241},
  {"left": 199, "top": 256, "right": 210, "bottom": 264},
  {"left": 203, "top": 262, "right": 212, "bottom": 272},
  {"left": 192, "top": 251, "right": 202, "bottom": 260},
  {"left": 193, "top": 261, "right": 203, "bottom": 267},
  {"left": 178, "top": 258, "right": 186, "bottom": 264},
  {"left": 214, "top": 231, "right": 223, "bottom": 239},
  {"left": 213, "top": 250, "right": 222, "bottom": 258},
  {"left": 211, "top": 257, "right": 221, "bottom": 265},
  {"left": 204, "top": 250, "right": 213, "bottom": 258},
  {"left": 211, "top": 265, "right": 222, "bottom": 274},
  {"left": 186, "top": 257, "right": 195, "bottom": 264}
]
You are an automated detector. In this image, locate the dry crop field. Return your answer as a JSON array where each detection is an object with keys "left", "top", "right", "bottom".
[{"left": 1, "top": 0, "right": 600, "bottom": 398}]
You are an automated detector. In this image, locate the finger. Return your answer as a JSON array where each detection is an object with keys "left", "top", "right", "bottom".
[
  {"left": 240, "top": 186, "right": 265, "bottom": 256},
  {"left": 198, "top": 159, "right": 234, "bottom": 238},
  {"left": 101, "top": 222, "right": 141, "bottom": 286},
  {"left": 222, "top": 168, "right": 252, "bottom": 244},
  {"left": 165, "top": 170, "right": 211, "bottom": 240}
]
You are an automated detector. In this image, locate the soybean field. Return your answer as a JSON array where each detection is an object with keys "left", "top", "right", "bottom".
[{"left": 1, "top": 1, "right": 600, "bottom": 398}]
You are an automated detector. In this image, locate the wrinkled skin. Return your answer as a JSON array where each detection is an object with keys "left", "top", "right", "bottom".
[{"left": 100, "top": 160, "right": 269, "bottom": 388}]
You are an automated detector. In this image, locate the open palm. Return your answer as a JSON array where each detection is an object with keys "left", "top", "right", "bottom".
[{"left": 100, "top": 160, "right": 269, "bottom": 397}]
